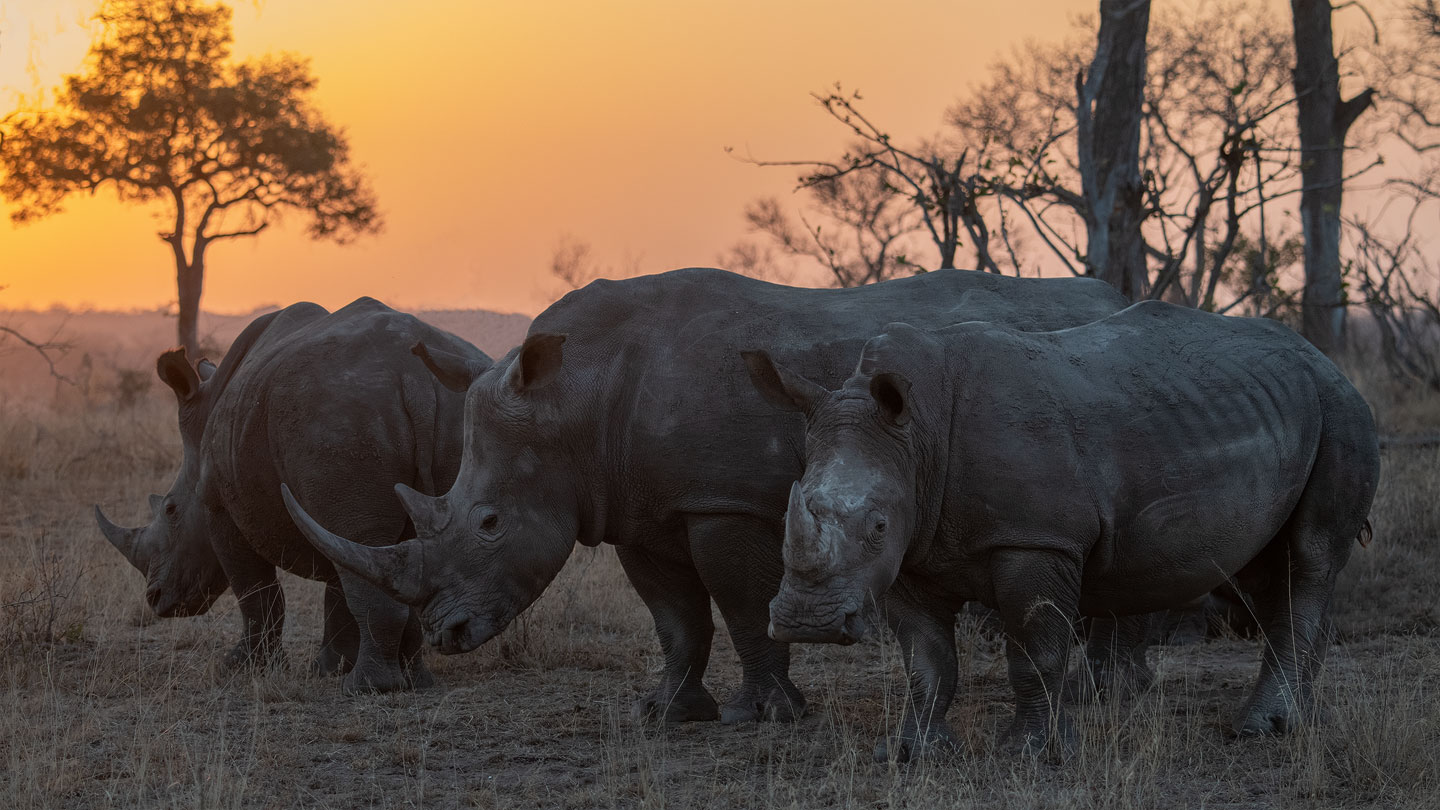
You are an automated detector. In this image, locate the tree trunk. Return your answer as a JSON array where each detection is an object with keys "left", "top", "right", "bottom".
[
  {"left": 1077, "top": 0, "right": 1152, "bottom": 301},
  {"left": 176, "top": 255, "right": 204, "bottom": 360},
  {"left": 1290, "top": 0, "right": 1374, "bottom": 353}
]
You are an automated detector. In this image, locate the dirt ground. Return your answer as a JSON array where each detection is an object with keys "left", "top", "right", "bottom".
[{"left": 1, "top": 370, "right": 1437, "bottom": 809}]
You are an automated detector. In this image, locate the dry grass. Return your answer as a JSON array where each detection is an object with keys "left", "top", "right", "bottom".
[{"left": 1, "top": 362, "right": 1437, "bottom": 810}]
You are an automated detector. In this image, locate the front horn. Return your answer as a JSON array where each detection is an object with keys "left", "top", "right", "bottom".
[
  {"left": 280, "top": 484, "right": 435, "bottom": 606},
  {"left": 95, "top": 506, "right": 147, "bottom": 572}
]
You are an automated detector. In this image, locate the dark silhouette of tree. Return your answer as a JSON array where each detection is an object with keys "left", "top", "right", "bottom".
[
  {"left": 0, "top": 0, "right": 380, "bottom": 358},
  {"left": 1289, "top": 0, "right": 1375, "bottom": 353},
  {"left": 737, "top": 2, "right": 1341, "bottom": 323}
]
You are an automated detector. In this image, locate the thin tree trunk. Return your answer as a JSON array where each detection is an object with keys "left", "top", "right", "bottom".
[
  {"left": 1290, "top": 0, "right": 1374, "bottom": 353},
  {"left": 176, "top": 255, "right": 204, "bottom": 360},
  {"left": 1077, "top": 0, "right": 1152, "bottom": 301}
]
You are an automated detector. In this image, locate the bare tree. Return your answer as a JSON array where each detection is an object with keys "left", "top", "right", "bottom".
[
  {"left": 1077, "top": 0, "right": 1152, "bottom": 300},
  {"left": 1289, "top": 0, "right": 1376, "bottom": 353},
  {"left": 1348, "top": 208, "right": 1440, "bottom": 390},
  {"left": 549, "top": 234, "right": 645, "bottom": 290},
  {"left": 730, "top": 87, "right": 1006, "bottom": 284}
]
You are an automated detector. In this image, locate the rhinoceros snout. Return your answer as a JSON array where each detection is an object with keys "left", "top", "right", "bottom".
[
  {"left": 427, "top": 615, "right": 483, "bottom": 655},
  {"left": 768, "top": 612, "right": 864, "bottom": 646}
]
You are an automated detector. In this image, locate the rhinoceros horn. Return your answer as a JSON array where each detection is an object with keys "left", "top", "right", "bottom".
[
  {"left": 783, "top": 482, "right": 827, "bottom": 575},
  {"left": 280, "top": 484, "right": 434, "bottom": 606},
  {"left": 95, "top": 505, "right": 147, "bottom": 572},
  {"left": 394, "top": 483, "right": 450, "bottom": 537}
]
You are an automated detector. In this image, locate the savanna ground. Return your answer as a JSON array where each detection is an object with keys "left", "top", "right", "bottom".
[{"left": 0, "top": 352, "right": 1437, "bottom": 809}]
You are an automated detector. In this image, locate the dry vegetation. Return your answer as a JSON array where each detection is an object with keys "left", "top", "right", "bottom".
[{"left": 0, "top": 349, "right": 1436, "bottom": 810}]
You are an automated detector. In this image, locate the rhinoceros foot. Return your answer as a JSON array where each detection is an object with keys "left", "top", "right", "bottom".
[
  {"left": 221, "top": 639, "right": 288, "bottom": 674},
  {"left": 1061, "top": 658, "right": 1156, "bottom": 705},
  {"left": 632, "top": 680, "right": 719, "bottom": 722},
  {"left": 309, "top": 645, "right": 355, "bottom": 678},
  {"left": 872, "top": 723, "right": 962, "bottom": 763},
  {"left": 341, "top": 659, "right": 415, "bottom": 694},
  {"left": 998, "top": 711, "right": 1078, "bottom": 761},
  {"left": 1233, "top": 690, "right": 1307, "bottom": 737},
  {"left": 719, "top": 679, "right": 806, "bottom": 724},
  {"left": 404, "top": 657, "right": 436, "bottom": 690}
]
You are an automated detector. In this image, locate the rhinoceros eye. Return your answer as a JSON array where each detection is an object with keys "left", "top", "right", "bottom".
[
  {"left": 469, "top": 506, "right": 501, "bottom": 541},
  {"left": 862, "top": 510, "right": 889, "bottom": 554},
  {"left": 164, "top": 503, "right": 178, "bottom": 517}
]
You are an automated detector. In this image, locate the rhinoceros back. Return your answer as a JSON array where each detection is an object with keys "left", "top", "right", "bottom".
[{"left": 524, "top": 267, "right": 1125, "bottom": 523}]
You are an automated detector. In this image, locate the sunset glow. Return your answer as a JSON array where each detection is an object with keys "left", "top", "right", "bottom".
[{"left": 1, "top": 0, "right": 1091, "bottom": 315}]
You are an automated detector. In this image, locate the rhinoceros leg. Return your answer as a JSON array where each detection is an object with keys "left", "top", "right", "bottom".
[
  {"left": 615, "top": 544, "right": 720, "bottom": 722},
  {"left": 1065, "top": 614, "right": 1155, "bottom": 704},
  {"left": 873, "top": 586, "right": 961, "bottom": 762},
  {"left": 311, "top": 580, "right": 359, "bottom": 677},
  {"left": 992, "top": 548, "right": 1081, "bottom": 758},
  {"left": 335, "top": 570, "right": 431, "bottom": 694},
  {"left": 687, "top": 514, "right": 805, "bottom": 724},
  {"left": 219, "top": 556, "right": 287, "bottom": 672},
  {"left": 1234, "top": 439, "right": 1364, "bottom": 737}
]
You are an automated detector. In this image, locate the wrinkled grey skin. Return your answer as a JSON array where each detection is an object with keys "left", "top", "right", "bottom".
[
  {"left": 284, "top": 267, "right": 1125, "bottom": 723},
  {"left": 748, "top": 301, "right": 1379, "bottom": 760},
  {"left": 96, "top": 297, "right": 484, "bottom": 693}
]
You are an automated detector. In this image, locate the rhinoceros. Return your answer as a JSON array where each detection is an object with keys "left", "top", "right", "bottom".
[
  {"left": 95, "top": 297, "right": 487, "bottom": 692},
  {"left": 744, "top": 301, "right": 1379, "bottom": 758},
  {"left": 282, "top": 267, "right": 1125, "bottom": 722}
]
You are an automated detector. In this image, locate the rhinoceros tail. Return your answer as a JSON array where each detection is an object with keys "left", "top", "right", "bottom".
[{"left": 1357, "top": 519, "right": 1374, "bottom": 549}]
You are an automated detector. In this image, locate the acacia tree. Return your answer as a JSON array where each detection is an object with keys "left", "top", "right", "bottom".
[{"left": 0, "top": 0, "right": 380, "bottom": 358}]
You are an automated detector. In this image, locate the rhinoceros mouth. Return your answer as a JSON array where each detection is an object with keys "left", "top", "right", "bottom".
[
  {"left": 424, "top": 611, "right": 502, "bottom": 655},
  {"left": 768, "top": 610, "right": 868, "bottom": 645},
  {"left": 147, "top": 586, "right": 220, "bottom": 618}
]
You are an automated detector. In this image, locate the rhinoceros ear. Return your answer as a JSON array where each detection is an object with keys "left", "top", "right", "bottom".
[
  {"left": 413, "top": 341, "right": 490, "bottom": 393},
  {"left": 505, "top": 333, "right": 566, "bottom": 393},
  {"left": 196, "top": 358, "right": 218, "bottom": 382},
  {"left": 869, "top": 372, "right": 912, "bottom": 427},
  {"left": 741, "top": 349, "right": 827, "bottom": 416},
  {"left": 411, "top": 338, "right": 489, "bottom": 392},
  {"left": 156, "top": 349, "right": 200, "bottom": 402}
]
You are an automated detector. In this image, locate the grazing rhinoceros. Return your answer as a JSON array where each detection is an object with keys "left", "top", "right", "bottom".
[
  {"left": 282, "top": 267, "right": 1126, "bottom": 722},
  {"left": 744, "top": 301, "right": 1379, "bottom": 759},
  {"left": 95, "top": 297, "right": 487, "bottom": 692}
]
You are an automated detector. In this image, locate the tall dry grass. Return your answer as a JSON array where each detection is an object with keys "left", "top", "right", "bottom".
[{"left": 0, "top": 358, "right": 1435, "bottom": 809}]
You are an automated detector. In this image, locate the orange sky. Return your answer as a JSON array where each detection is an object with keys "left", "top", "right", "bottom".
[{"left": 2, "top": 1, "right": 1113, "bottom": 315}]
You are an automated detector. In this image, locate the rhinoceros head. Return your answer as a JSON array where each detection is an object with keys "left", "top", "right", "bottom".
[
  {"left": 285, "top": 332, "right": 582, "bottom": 655},
  {"left": 95, "top": 349, "right": 229, "bottom": 617},
  {"left": 743, "top": 326, "right": 935, "bottom": 645}
]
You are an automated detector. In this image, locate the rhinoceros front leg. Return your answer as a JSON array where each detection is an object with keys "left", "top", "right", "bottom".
[
  {"left": 992, "top": 548, "right": 1081, "bottom": 758},
  {"left": 688, "top": 514, "right": 805, "bottom": 724},
  {"left": 220, "top": 557, "right": 287, "bottom": 672},
  {"left": 1065, "top": 613, "right": 1155, "bottom": 704},
  {"left": 615, "top": 544, "right": 720, "bottom": 722},
  {"left": 873, "top": 586, "right": 961, "bottom": 762},
  {"left": 311, "top": 580, "right": 359, "bottom": 677}
]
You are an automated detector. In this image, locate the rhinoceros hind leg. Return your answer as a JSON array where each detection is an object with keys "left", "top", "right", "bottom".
[
  {"left": 1233, "top": 442, "right": 1364, "bottom": 739},
  {"left": 616, "top": 544, "right": 720, "bottom": 722},
  {"left": 687, "top": 514, "right": 805, "bottom": 724},
  {"left": 1064, "top": 614, "right": 1155, "bottom": 704},
  {"left": 311, "top": 580, "right": 359, "bottom": 677}
]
